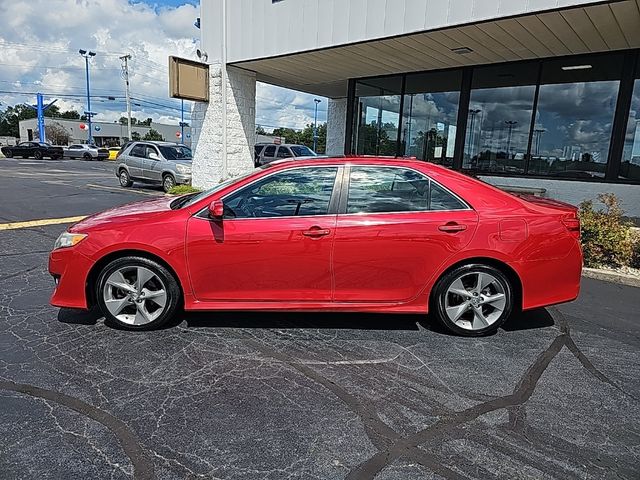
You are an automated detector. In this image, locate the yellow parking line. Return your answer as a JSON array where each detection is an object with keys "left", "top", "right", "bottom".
[{"left": 0, "top": 215, "right": 87, "bottom": 231}]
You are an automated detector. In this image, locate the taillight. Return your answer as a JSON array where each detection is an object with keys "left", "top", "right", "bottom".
[{"left": 562, "top": 213, "right": 581, "bottom": 239}]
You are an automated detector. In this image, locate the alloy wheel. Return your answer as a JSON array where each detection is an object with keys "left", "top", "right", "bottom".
[
  {"left": 102, "top": 266, "right": 167, "bottom": 326},
  {"left": 444, "top": 271, "right": 507, "bottom": 331},
  {"left": 163, "top": 175, "right": 175, "bottom": 192}
]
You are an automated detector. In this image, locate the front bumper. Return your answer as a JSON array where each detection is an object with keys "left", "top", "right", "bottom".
[
  {"left": 175, "top": 173, "right": 192, "bottom": 185},
  {"left": 49, "top": 247, "right": 94, "bottom": 309}
]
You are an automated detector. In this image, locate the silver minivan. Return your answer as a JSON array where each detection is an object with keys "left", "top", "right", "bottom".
[
  {"left": 257, "top": 144, "right": 317, "bottom": 166},
  {"left": 115, "top": 141, "right": 192, "bottom": 192}
]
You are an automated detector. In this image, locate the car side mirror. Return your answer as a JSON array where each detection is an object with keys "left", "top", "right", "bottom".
[
  {"left": 148, "top": 152, "right": 159, "bottom": 160},
  {"left": 208, "top": 200, "right": 224, "bottom": 219}
]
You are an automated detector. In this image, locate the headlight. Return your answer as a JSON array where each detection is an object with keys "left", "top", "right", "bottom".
[
  {"left": 54, "top": 232, "right": 87, "bottom": 250},
  {"left": 176, "top": 164, "right": 191, "bottom": 174}
]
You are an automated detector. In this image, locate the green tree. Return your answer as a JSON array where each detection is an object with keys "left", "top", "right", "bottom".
[
  {"left": 0, "top": 105, "right": 37, "bottom": 137},
  {"left": 256, "top": 125, "right": 266, "bottom": 135},
  {"left": 143, "top": 128, "right": 163, "bottom": 141},
  {"left": 131, "top": 131, "right": 141, "bottom": 141},
  {"left": 140, "top": 117, "right": 153, "bottom": 127}
]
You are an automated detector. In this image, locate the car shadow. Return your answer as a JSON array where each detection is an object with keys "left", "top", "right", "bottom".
[{"left": 57, "top": 306, "right": 555, "bottom": 334}]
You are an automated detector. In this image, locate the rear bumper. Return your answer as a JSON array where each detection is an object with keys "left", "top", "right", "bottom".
[
  {"left": 515, "top": 242, "right": 583, "bottom": 310},
  {"left": 49, "top": 248, "right": 94, "bottom": 309}
]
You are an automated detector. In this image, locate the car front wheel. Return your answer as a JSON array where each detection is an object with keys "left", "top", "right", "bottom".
[
  {"left": 34, "top": 150, "right": 43, "bottom": 160},
  {"left": 119, "top": 169, "right": 133, "bottom": 187},
  {"left": 96, "top": 256, "right": 181, "bottom": 330},
  {"left": 162, "top": 174, "right": 176, "bottom": 192},
  {"left": 432, "top": 264, "right": 514, "bottom": 337}
]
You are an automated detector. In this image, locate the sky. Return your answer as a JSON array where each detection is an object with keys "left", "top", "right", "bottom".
[{"left": 0, "top": 0, "right": 327, "bottom": 132}]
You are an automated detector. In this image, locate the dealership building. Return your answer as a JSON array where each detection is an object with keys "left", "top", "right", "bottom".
[
  {"left": 19, "top": 118, "right": 192, "bottom": 147},
  {"left": 192, "top": 0, "right": 640, "bottom": 218}
]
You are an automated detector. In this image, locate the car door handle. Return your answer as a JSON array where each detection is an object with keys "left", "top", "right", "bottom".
[
  {"left": 302, "top": 227, "right": 330, "bottom": 237},
  {"left": 438, "top": 222, "right": 467, "bottom": 233}
]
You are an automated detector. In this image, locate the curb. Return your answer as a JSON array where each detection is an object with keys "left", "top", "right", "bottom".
[{"left": 582, "top": 268, "right": 640, "bottom": 288}]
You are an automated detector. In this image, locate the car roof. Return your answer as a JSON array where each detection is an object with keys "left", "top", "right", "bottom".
[{"left": 264, "top": 156, "right": 438, "bottom": 169}]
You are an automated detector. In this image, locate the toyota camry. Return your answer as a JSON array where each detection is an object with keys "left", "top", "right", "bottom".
[{"left": 49, "top": 157, "right": 582, "bottom": 336}]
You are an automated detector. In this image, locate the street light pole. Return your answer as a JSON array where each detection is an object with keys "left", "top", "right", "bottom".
[
  {"left": 313, "top": 98, "right": 321, "bottom": 152},
  {"left": 79, "top": 49, "right": 96, "bottom": 144}
]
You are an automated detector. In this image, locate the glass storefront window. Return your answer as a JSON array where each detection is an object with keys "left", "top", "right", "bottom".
[
  {"left": 463, "top": 62, "right": 538, "bottom": 174},
  {"left": 352, "top": 76, "right": 402, "bottom": 156},
  {"left": 620, "top": 77, "right": 640, "bottom": 181},
  {"left": 401, "top": 71, "right": 461, "bottom": 167},
  {"left": 528, "top": 55, "right": 623, "bottom": 179}
]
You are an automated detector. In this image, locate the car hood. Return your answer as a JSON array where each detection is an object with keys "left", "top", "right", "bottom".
[{"left": 69, "top": 196, "right": 176, "bottom": 232}]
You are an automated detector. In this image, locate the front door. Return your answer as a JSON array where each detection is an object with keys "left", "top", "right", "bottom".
[
  {"left": 332, "top": 166, "right": 479, "bottom": 302},
  {"left": 142, "top": 145, "right": 163, "bottom": 182},
  {"left": 186, "top": 166, "right": 341, "bottom": 302}
]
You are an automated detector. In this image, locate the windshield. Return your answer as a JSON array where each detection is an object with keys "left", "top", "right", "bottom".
[
  {"left": 291, "top": 146, "right": 316, "bottom": 157},
  {"left": 175, "top": 168, "right": 261, "bottom": 209},
  {"left": 159, "top": 145, "right": 192, "bottom": 160}
]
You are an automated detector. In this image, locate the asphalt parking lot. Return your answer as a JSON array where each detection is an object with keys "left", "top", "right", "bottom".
[{"left": 0, "top": 157, "right": 639, "bottom": 480}]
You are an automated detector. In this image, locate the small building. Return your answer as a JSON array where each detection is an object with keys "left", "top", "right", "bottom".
[
  {"left": 192, "top": 0, "right": 640, "bottom": 219},
  {"left": 19, "top": 118, "right": 192, "bottom": 148}
]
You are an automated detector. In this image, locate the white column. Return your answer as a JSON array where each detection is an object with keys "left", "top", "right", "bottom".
[
  {"left": 191, "top": 64, "right": 256, "bottom": 189},
  {"left": 326, "top": 98, "right": 348, "bottom": 156}
]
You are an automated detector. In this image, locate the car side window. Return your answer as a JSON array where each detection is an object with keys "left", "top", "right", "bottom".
[
  {"left": 224, "top": 167, "right": 338, "bottom": 219},
  {"left": 145, "top": 146, "right": 159, "bottom": 159},
  {"left": 276, "top": 147, "right": 292, "bottom": 158},
  {"left": 347, "top": 167, "right": 431, "bottom": 214},
  {"left": 346, "top": 166, "right": 467, "bottom": 214},
  {"left": 130, "top": 144, "right": 145, "bottom": 157},
  {"left": 263, "top": 145, "right": 276, "bottom": 158},
  {"left": 429, "top": 182, "right": 467, "bottom": 211}
]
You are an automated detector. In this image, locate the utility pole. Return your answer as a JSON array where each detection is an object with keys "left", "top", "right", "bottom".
[
  {"left": 120, "top": 54, "right": 132, "bottom": 141},
  {"left": 79, "top": 49, "right": 96, "bottom": 144},
  {"left": 313, "top": 99, "right": 321, "bottom": 152}
]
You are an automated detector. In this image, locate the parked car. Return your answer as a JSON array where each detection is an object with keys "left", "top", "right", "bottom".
[
  {"left": 254, "top": 143, "right": 270, "bottom": 167},
  {"left": 64, "top": 144, "right": 109, "bottom": 161},
  {"left": 1, "top": 142, "right": 63, "bottom": 160},
  {"left": 256, "top": 144, "right": 317, "bottom": 166},
  {"left": 115, "top": 141, "right": 192, "bottom": 192},
  {"left": 49, "top": 157, "right": 582, "bottom": 336},
  {"left": 108, "top": 147, "right": 121, "bottom": 160}
]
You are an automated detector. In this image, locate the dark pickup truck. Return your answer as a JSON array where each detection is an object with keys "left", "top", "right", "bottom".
[{"left": 1, "top": 142, "right": 64, "bottom": 160}]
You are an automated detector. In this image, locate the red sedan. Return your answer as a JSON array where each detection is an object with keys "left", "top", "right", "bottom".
[{"left": 49, "top": 158, "right": 582, "bottom": 336}]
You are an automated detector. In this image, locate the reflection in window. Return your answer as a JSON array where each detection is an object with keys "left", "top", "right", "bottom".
[
  {"left": 463, "top": 63, "right": 538, "bottom": 174},
  {"left": 529, "top": 55, "right": 622, "bottom": 179},
  {"left": 353, "top": 77, "right": 402, "bottom": 156},
  {"left": 224, "top": 167, "right": 337, "bottom": 218},
  {"left": 621, "top": 79, "right": 640, "bottom": 181},
  {"left": 401, "top": 71, "right": 460, "bottom": 166}
]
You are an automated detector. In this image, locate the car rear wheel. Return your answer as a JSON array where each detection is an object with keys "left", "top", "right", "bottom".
[
  {"left": 34, "top": 151, "right": 43, "bottom": 160},
  {"left": 83, "top": 152, "right": 92, "bottom": 161},
  {"left": 432, "top": 264, "right": 513, "bottom": 337},
  {"left": 96, "top": 256, "right": 181, "bottom": 330},
  {"left": 162, "top": 174, "right": 176, "bottom": 193},
  {"left": 119, "top": 169, "right": 133, "bottom": 187}
]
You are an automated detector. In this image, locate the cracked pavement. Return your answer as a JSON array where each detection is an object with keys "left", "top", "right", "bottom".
[{"left": 1, "top": 158, "right": 639, "bottom": 479}]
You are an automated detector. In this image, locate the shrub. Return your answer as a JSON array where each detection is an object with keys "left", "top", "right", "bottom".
[
  {"left": 631, "top": 232, "right": 640, "bottom": 269},
  {"left": 167, "top": 185, "right": 201, "bottom": 195},
  {"left": 579, "top": 193, "right": 634, "bottom": 268}
]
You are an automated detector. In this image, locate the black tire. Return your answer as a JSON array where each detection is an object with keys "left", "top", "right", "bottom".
[
  {"left": 431, "top": 263, "right": 514, "bottom": 337},
  {"left": 83, "top": 153, "right": 92, "bottom": 161},
  {"left": 34, "top": 150, "right": 43, "bottom": 160},
  {"left": 3, "top": 149, "right": 12, "bottom": 158},
  {"left": 96, "top": 256, "right": 181, "bottom": 331},
  {"left": 119, "top": 169, "right": 133, "bottom": 187},
  {"left": 162, "top": 174, "right": 176, "bottom": 193}
]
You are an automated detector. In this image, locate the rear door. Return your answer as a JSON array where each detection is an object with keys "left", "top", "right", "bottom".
[{"left": 332, "top": 165, "right": 479, "bottom": 302}]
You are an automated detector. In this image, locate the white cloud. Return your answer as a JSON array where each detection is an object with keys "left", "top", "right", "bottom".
[{"left": 0, "top": 0, "right": 327, "bottom": 135}]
